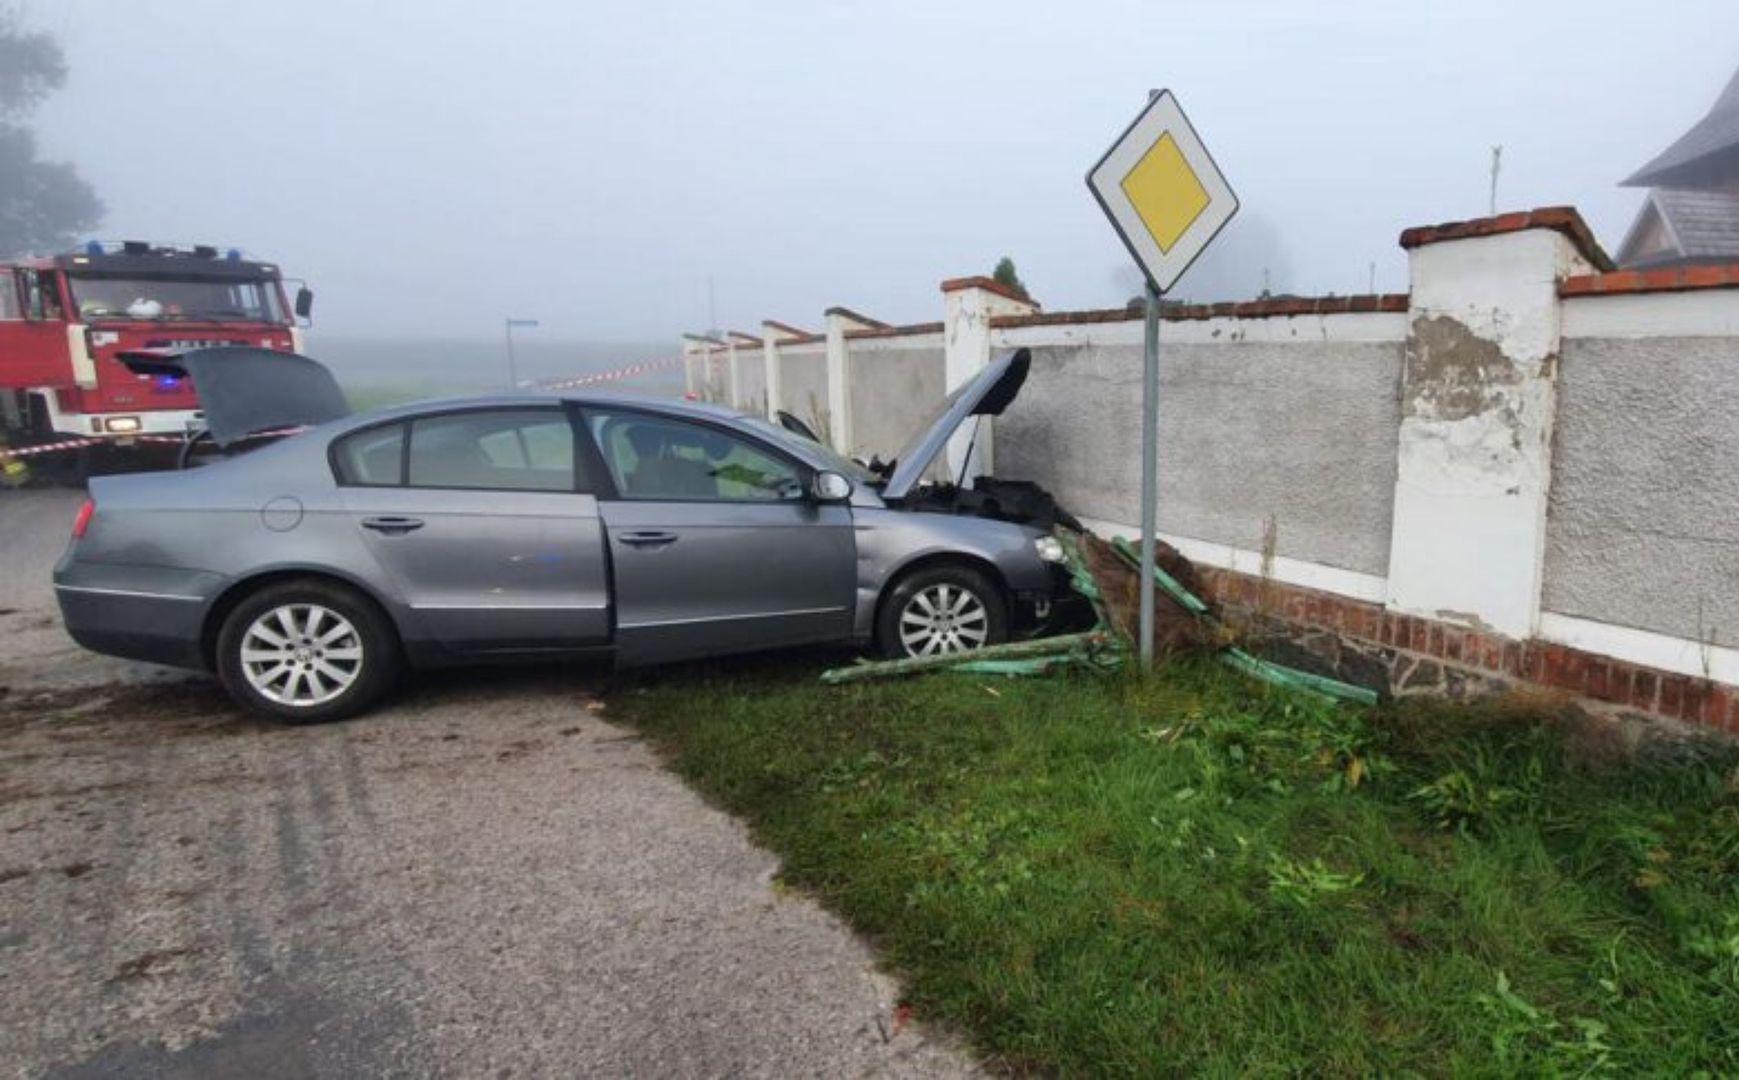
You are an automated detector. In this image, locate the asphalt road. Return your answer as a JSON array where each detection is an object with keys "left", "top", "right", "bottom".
[{"left": 0, "top": 488, "right": 973, "bottom": 1078}]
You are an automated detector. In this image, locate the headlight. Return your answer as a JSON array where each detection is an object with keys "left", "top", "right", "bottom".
[
  {"left": 1033, "top": 536, "right": 1065, "bottom": 564},
  {"left": 104, "top": 416, "right": 142, "bottom": 434}
]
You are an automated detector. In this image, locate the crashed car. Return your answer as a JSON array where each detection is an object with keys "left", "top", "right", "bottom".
[{"left": 54, "top": 346, "right": 1082, "bottom": 722}]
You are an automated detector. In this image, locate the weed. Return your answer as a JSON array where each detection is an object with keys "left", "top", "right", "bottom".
[
  {"left": 1266, "top": 854, "right": 1363, "bottom": 910},
  {"left": 1475, "top": 971, "right": 1616, "bottom": 1075}
]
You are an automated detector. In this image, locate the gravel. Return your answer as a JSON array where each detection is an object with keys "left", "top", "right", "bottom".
[{"left": 0, "top": 488, "right": 974, "bottom": 1077}]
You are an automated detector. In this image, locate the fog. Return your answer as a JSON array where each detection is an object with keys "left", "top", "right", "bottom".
[{"left": 27, "top": 1, "right": 1739, "bottom": 355}]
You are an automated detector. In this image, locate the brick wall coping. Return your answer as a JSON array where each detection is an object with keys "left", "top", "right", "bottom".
[
  {"left": 761, "top": 319, "right": 817, "bottom": 342},
  {"left": 1398, "top": 206, "right": 1616, "bottom": 271},
  {"left": 988, "top": 293, "right": 1409, "bottom": 330},
  {"left": 939, "top": 275, "right": 1041, "bottom": 309},
  {"left": 823, "top": 306, "right": 889, "bottom": 329},
  {"left": 844, "top": 320, "right": 945, "bottom": 341},
  {"left": 1561, "top": 263, "right": 1739, "bottom": 298}
]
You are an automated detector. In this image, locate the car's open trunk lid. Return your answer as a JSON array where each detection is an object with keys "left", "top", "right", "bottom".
[
  {"left": 880, "top": 348, "right": 1030, "bottom": 501},
  {"left": 118, "top": 346, "right": 351, "bottom": 447}
]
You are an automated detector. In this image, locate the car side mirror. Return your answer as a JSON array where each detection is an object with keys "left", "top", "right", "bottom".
[
  {"left": 811, "top": 470, "right": 852, "bottom": 502},
  {"left": 294, "top": 287, "right": 315, "bottom": 320}
]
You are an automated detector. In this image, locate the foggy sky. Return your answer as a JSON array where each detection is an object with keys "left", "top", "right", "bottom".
[{"left": 28, "top": 1, "right": 1739, "bottom": 344}]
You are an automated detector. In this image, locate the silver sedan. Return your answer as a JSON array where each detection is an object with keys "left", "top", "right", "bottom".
[{"left": 55, "top": 348, "right": 1073, "bottom": 721}]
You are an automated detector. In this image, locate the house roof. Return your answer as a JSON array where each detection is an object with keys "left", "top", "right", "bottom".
[
  {"left": 1624, "top": 66, "right": 1739, "bottom": 188},
  {"left": 1617, "top": 187, "right": 1739, "bottom": 266}
]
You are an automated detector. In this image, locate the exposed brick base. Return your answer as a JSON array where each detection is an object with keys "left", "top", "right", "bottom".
[{"left": 1194, "top": 567, "right": 1739, "bottom": 737}]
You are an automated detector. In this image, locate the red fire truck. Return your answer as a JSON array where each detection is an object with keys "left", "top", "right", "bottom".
[{"left": 0, "top": 242, "right": 312, "bottom": 447}]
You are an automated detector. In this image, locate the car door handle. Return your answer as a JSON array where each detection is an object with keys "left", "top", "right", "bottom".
[
  {"left": 619, "top": 530, "right": 678, "bottom": 547},
  {"left": 361, "top": 516, "right": 425, "bottom": 536}
]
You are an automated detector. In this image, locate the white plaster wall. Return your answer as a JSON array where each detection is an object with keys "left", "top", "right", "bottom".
[
  {"left": 845, "top": 335, "right": 945, "bottom": 463},
  {"left": 1545, "top": 335, "right": 1739, "bottom": 642},
  {"left": 778, "top": 344, "right": 830, "bottom": 435},
  {"left": 735, "top": 351, "right": 767, "bottom": 415},
  {"left": 994, "top": 324, "right": 1404, "bottom": 577}
]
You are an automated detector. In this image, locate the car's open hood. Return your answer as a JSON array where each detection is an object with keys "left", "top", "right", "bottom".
[
  {"left": 118, "top": 346, "right": 351, "bottom": 447},
  {"left": 880, "top": 348, "right": 1030, "bottom": 501}
]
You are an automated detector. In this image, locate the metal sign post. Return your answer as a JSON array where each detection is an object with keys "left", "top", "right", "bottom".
[
  {"left": 1140, "top": 274, "right": 1161, "bottom": 666},
  {"left": 1087, "top": 89, "right": 1237, "bottom": 666}
]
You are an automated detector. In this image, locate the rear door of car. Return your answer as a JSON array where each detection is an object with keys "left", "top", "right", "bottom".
[
  {"left": 333, "top": 405, "right": 611, "bottom": 653},
  {"left": 580, "top": 405, "right": 855, "bottom": 665}
]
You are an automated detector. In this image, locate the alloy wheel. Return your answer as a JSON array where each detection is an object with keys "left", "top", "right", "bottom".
[
  {"left": 240, "top": 603, "right": 364, "bottom": 707},
  {"left": 898, "top": 583, "right": 989, "bottom": 657}
]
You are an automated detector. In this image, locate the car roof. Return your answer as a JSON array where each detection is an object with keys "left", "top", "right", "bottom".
[{"left": 343, "top": 389, "right": 751, "bottom": 427}]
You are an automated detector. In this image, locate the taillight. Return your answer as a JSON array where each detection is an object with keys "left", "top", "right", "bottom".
[{"left": 72, "top": 498, "right": 95, "bottom": 539}]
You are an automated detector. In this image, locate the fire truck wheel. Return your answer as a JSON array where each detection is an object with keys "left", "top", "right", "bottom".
[{"left": 216, "top": 578, "right": 402, "bottom": 724}]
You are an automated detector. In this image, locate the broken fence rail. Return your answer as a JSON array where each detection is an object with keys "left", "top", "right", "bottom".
[{"left": 820, "top": 528, "right": 1379, "bottom": 707}]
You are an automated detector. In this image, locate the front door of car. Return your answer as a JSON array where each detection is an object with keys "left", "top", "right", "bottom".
[
  {"left": 334, "top": 406, "right": 611, "bottom": 653},
  {"left": 582, "top": 406, "right": 856, "bottom": 665}
]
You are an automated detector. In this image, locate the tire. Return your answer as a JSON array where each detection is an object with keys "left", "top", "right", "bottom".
[
  {"left": 215, "top": 578, "right": 401, "bottom": 723},
  {"left": 876, "top": 563, "right": 1009, "bottom": 660}
]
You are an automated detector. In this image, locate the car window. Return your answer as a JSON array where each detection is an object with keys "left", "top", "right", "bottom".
[
  {"left": 586, "top": 409, "right": 803, "bottom": 502},
  {"left": 333, "top": 422, "right": 406, "bottom": 485},
  {"left": 407, "top": 410, "right": 579, "bottom": 492},
  {"left": 0, "top": 272, "right": 19, "bottom": 320}
]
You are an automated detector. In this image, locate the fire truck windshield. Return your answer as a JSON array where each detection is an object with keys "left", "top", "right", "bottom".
[{"left": 66, "top": 275, "right": 288, "bottom": 325}]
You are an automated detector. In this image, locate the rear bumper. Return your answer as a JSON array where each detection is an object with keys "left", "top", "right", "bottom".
[{"left": 53, "top": 558, "right": 222, "bottom": 670}]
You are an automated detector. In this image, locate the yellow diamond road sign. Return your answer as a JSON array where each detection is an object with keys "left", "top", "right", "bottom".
[{"left": 1088, "top": 90, "right": 1237, "bottom": 293}]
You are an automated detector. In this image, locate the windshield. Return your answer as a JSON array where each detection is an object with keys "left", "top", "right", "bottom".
[
  {"left": 67, "top": 275, "right": 288, "bottom": 324},
  {"left": 741, "top": 417, "right": 878, "bottom": 484}
]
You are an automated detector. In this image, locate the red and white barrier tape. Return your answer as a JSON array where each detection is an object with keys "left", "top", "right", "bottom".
[
  {"left": 542, "top": 356, "right": 684, "bottom": 391},
  {"left": 0, "top": 426, "right": 306, "bottom": 461},
  {"left": 0, "top": 436, "right": 107, "bottom": 459}
]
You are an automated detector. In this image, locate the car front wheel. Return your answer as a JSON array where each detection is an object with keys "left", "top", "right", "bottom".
[
  {"left": 215, "top": 579, "right": 401, "bottom": 723},
  {"left": 877, "top": 564, "right": 1008, "bottom": 660}
]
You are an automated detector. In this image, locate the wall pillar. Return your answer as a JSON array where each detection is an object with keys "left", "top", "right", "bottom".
[
  {"left": 761, "top": 320, "right": 811, "bottom": 421},
  {"left": 823, "top": 307, "right": 884, "bottom": 453},
  {"left": 940, "top": 277, "right": 1039, "bottom": 480},
  {"left": 727, "top": 333, "right": 763, "bottom": 413},
  {"left": 725, "top": 340, "right": 742, "bottom": 408},
  {"left": 681, "top": 339, "right": 700, "bottom": 396},
  {"left": 1384, "top": 211, "right": 1605, "bottom": 638},
  {"left": 762, "top": 335, "right": 782, "bottom": 418},
  {"left": 681, "top": 334, "right": 724, "bottom": 399}
]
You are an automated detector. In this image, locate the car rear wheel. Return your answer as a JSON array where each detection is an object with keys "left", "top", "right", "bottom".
[
  {"left": 216, "top": 579, "right": 401, "bottom": 723},
  {"left": 877, "top": 564, "right": 1008, "bottom": 660}
]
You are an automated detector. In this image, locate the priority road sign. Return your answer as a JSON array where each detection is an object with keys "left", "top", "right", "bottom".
[
  {"left": 1087, "top": 89, "right": 1237, "bottom": 295},
  {"left": 1087, "top": 89, "right": 1236, "bottom": 669}
]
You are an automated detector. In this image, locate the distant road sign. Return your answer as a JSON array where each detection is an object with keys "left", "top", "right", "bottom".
[{"left": 1087, "top": 90, "right": 1237, "bottom": 294}]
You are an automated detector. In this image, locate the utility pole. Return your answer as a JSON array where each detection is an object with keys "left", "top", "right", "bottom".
[{"left": 503, "top": 317, "right": 540, "bottom": 389}]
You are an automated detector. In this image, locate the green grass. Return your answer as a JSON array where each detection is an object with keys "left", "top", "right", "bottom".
[{"left": 606, "top": 656, "right": 1739, "bottom": 1076}]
